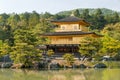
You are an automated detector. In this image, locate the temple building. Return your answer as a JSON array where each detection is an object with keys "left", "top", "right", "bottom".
[{"left": 42, "top": 16, "right": 101, "bottom": 57}]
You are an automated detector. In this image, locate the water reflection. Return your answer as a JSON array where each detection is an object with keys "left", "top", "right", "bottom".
[{"left": 0, "top": 69, "right": 120, "bottom": 80}]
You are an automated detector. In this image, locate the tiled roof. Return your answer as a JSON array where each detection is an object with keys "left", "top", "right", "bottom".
[
  {"left": 42, "top": 31, "right": 100, "bottom": 36},
  {"left": 51, "top": 16, "right": 84, "bottom": 22}
]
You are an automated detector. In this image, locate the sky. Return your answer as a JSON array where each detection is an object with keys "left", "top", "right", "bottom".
[{"left": 0, "top": 0, "right": 120, "bottom": 14}]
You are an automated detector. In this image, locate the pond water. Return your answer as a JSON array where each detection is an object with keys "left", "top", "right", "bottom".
[{"left": 0, "top": 69, "right": 120, "bottom": 80}]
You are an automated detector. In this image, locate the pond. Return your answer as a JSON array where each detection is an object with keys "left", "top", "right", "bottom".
[{"left": 0, "top": 69, "right": 120, "bottom": 80}]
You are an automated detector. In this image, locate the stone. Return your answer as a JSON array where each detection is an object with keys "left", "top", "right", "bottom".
[
  {"left": 79, "top": 64, "right": 87, "bottom": 68},
  {"left": 49, "top": 62, "right": 60, "bottom": 70},
  {"left": 94, "top": 63, "right": 107, "bottom": 68},
  {"left": 1, "top": 62, "right": 12, "bottom": 68}
]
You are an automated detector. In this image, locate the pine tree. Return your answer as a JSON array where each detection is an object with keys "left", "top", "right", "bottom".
[
  {"left": 73, "top": 9, "right": 80, "bottom": 17},
  {"left": 92, "top": 9, "right": 106, "bottom": 30}
]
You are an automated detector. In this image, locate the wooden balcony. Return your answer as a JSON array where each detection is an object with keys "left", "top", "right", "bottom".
[{"left": 55, "top": 28, "right": 81, "bottom": 32}]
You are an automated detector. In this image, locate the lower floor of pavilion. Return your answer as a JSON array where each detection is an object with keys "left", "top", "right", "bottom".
[{"left": 45, "top": 44, "right": 81, "bottom": 58}]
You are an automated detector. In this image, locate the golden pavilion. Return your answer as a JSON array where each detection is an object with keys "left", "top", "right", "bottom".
[{"left": 42, "top": 16, "right": 101, "bottom": 57}]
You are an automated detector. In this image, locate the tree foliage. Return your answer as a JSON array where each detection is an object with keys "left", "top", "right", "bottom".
[
  {"left": 100, "top": 36, "right": 120, "bottom": 57},
  {"left": 100, "top": 23, "right": 120, "bottom": 59},
  {"left": 10, "top": 28, "right": 42, "bottom": 67},
  {"left": 0, "top": 42, "right": 10, "bottom": 57},
  {"left": 79, "top": 37, "right": 101, "bottom": 58},
  {"left": 92, "top": 9, "right": 106, "bottom": 30},
  {"left": 73, "top": 9, "right": 80, "bottom": 17},
  {"left": 11, "top": 43, "right": 42, "bottom": 67},
  {"left": 63, "top": 53, "right": 75, "bottom": 65},
  {"left": 47, "top": 49, "right": 54, "bottom": 57},
  {"left": 0, "top": 8, "right": 120, "bottom": 63}
]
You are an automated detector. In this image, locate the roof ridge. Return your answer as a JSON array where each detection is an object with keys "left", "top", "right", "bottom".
[{"left": 51, "top": 16, "right": 84, "bottom": 22}]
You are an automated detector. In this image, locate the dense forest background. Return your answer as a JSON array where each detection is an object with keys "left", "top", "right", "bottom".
[
  {"left": 0, "top": 8, "right": 120, "bottom": 65},
  {"left": 0, "top": 8, "right": 120, "bottom": 43}
]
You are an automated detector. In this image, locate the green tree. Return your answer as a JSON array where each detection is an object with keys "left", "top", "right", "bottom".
[
  {"left": 0, "top": 13, "right": 9, "bottom": 26},
  {"left": 0, "top": 24, "right": 14, "bottom": 46},
  {"left": 0, "top": 16, "right": 6, "bottom": 26},
  {"left": 43, "top": 12, "right": 53, "bottom": 19},
  {"left": 80, "top": 9, "right": 91, "bottom": 21},
  {"left": 0, "top": 41, "right": 10, "bottom": 57},
  {"left": 0, "top": 13, "right": 9, "bottom": 19},
  {"left": 53, "top": 14, "right": 66, "bottom": 20},
  {"left": 37, "top": 18, "right": 53, "bottom": 33},
  {"left": 10, "top": 28, "right": 42, "bottom": 67},
  {"left": 100, "top": 23, "right": 120, "bottom": 59},
  {"left": 63, "top": 53, "right": 75, "bottom": 66},
  {"left": 7, "top": 14, "right": 21, "bottom": 29},
  {"left": 100, "top": 36, "right": 120, "bottom": 58},
  {"left": 73, "top": 9, "right": 80, "bottom": 17},
  {"left": 92, "top": 9, "right": 106, "bottom": 30},
  {"left": 28, "top": 11, "right": 40, "bottom": 28},
  {"left": 104, "top": 14, "right": 113, "bottom": 24},
  {"left": 19, "top": 12, "right": 30, "bottom": 27},
  {"left": 11, "top": 43, "right": 42, "bottom": 67},
  {"left": 47, "top": 49, "right": 54, "bottom": 57},
  {"left": 2, "top": 25, "right": 14, "bottom": 46},
  {"left": 79, "top": 37, "right": 102, "bottom": 59},
  {"left": 112, "top": 12, "right": 119, "bottom": 24},
  {"left": 102, "top": 23, "right": 120, "bottom": 40},
  {"left": 32, "top": 18, "right": 53, "bottom": 44}
]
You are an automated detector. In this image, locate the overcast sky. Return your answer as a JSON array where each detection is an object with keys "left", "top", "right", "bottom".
[{"left": 0, "top": 0, "right": 120, "bottom": 14}]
